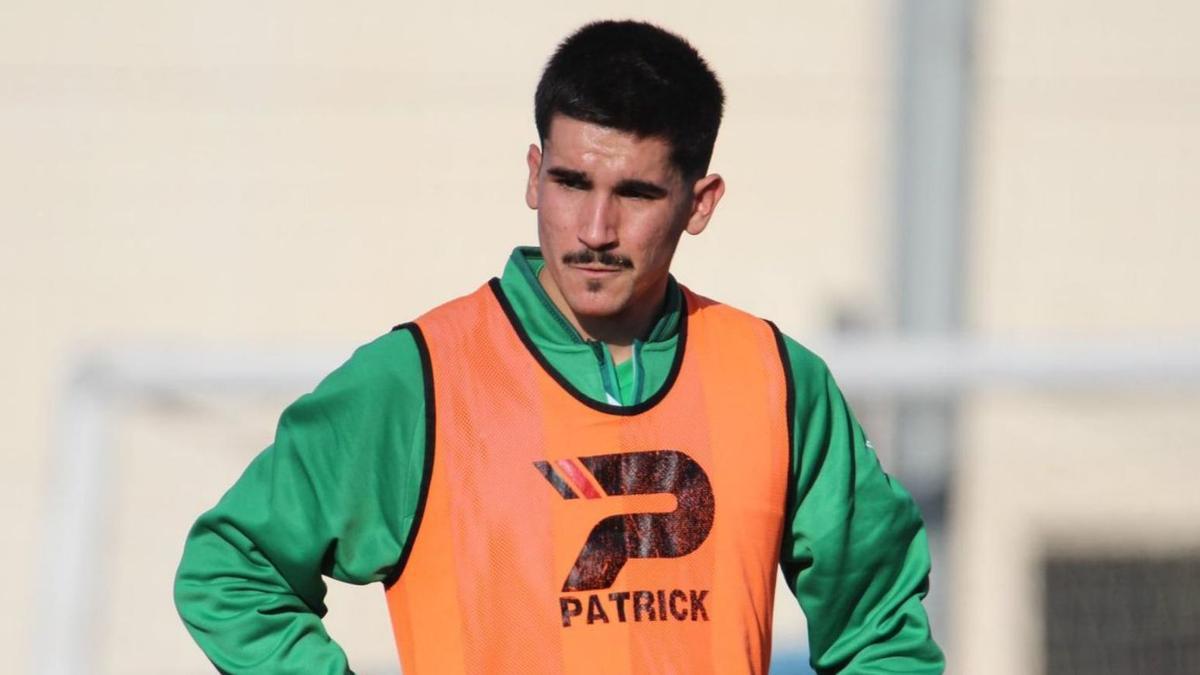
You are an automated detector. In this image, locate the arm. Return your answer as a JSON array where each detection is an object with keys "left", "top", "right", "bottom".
[
  {"left": 779, "top": 336, "right": 944, "bottom": 674},
  {"left": 174, "top": 328, "right": 429, "bottom": 674}
]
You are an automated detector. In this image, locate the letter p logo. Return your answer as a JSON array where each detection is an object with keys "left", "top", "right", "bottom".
[{"left": 533, "top": 450, "right": 715, "bottom": 592}]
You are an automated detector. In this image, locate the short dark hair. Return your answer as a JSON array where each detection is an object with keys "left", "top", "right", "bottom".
[{"left": 534, "top": 20, "right": 725, "bottom": 181}]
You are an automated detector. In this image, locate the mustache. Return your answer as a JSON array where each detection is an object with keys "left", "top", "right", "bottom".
[{"left": 562, "top": 250, "right": 634, "bottom": 269}]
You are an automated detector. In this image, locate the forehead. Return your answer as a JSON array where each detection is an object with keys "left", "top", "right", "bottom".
[{"left": 543, "top": 115, "right": 676, "bottom": 180}]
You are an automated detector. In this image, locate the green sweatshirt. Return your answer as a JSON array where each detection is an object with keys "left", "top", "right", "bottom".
[{"left": 174, "top": 247, "right": 944, "bottom": 674}]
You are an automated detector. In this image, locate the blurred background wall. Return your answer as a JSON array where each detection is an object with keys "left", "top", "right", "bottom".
[{"left": 3, "top": 1, "right": 1198, "bottom": 673}]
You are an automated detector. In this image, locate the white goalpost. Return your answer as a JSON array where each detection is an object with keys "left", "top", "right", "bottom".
[{"left": 34, "top": 339, "right": 1200, "bottom": 674}]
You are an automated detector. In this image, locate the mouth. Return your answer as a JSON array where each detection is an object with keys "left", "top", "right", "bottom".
[
  {"left": 567, "top": 262, "right": 631, "bottom": 283},
  {"left": 570, "top": 264, "right": 624, "bottom": 274}
]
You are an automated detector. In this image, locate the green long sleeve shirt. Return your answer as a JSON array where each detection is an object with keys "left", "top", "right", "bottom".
[{"left": 174, "top": 247, "right": 944, "bottom": 674}]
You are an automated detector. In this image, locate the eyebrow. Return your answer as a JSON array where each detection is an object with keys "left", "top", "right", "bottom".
[
  {"left": 614, "top": 179, "right": 668, "bottom": 199},
  {"left": 547, "top": 167, "right": 589, "bottom": 186},
  {"left": 546, "top": 166, "right": 669, "bottom": 199}
]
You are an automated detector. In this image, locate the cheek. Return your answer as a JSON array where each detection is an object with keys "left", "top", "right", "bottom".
[
  {"left": 536, "top": 210, "right": 579, "bottom": 267},
  {"left": 626, "top": 213, "right": 685, "bottom": 264},
  {"left": 537, "top": 208, "right": 566, "bottom": 248},
  {"left": 536, "top": 192, "right": 576, "bottom": 237}
]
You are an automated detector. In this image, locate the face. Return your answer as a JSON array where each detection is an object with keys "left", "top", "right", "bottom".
[{"left": 525, "top": 115, "right": 724, "bottom": 324}]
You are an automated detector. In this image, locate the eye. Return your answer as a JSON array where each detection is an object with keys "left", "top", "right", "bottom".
[
  {"left": 553, "top": 176, "right": 589, "bottom": 190},
  {"left": 614, "top": 181, "right": 668, "bottom": 201},
  {"left": 617, "top": 188, "right": 653, "bottom": 200}
]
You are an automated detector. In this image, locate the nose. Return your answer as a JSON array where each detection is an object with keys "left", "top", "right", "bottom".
[{"left": 577, "top": 193, "right": 619, "bottom": 251}]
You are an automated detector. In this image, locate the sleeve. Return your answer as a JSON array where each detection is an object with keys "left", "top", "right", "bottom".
[
  {"left": 778, "top": 336, "right": 945, "bottom": 674},
  {"left": 173, "top": 328, "right": 431, "bottom": 674}
]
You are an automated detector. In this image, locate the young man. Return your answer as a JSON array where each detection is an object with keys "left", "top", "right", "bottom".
[{"left": 175, "top": 20, "right": 944, "bottom": 674}]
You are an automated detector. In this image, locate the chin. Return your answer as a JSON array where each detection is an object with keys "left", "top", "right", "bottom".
[
  {"left": 562, "top": 285, "right": 630, "bottom": 319},
  {"left": 565, "top": 297, "right": 625, "bottom": 320}
]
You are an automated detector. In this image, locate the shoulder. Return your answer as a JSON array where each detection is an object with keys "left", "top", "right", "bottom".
[
  {"left": 295, "top": 327, "right": 427, "bottom": 425},
  {"left": 775, "top": 333, "right": 832, "bottom": 389},
  {"left": 680, "top": 285, "right": 832, "bottom": 393},
  {"left": 329, "top": 327, "right": 424, "bottom": 386},
  {"left": 774, "top": 331, "right": 844, "bottom": 420},
  {"left": 678, "top": 286, "right": 779, "bottom": 350}
]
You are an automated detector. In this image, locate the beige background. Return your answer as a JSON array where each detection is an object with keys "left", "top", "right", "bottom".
[{"left": 3, "top": 1, "right": 1198, "bottom": 673}]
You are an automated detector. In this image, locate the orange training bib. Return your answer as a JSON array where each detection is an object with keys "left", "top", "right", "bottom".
[{"left": 385, "top": 280, "right": 791, "bottom": 675}]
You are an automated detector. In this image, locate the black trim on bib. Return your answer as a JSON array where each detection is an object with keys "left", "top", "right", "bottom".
[
  {"left": 767, "top": 321, "right": 797, "bottom": 537},
  {"left": 486, "top": 277, "right": 689, "bottom": 417},
  {"left": 382, "top": 322, "right": 436, "bottom": 589}
]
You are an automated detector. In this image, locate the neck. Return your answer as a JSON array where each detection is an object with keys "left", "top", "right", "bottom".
[{"left": 537, "top": 267, "right": 667, "bottom": 363}]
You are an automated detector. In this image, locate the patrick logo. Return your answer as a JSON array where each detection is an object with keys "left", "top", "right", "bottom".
[{"left": 533, "top": 450, "right": 715, "bottom": 592}]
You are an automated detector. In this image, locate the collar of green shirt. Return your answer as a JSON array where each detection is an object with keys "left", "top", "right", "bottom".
[{"left": 495, "top": 246, "right": 683, "bottom": 406}]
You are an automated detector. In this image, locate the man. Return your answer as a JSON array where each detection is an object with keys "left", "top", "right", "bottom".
[{"left": 175, "top": 20, "right": 943, "bottom": 674}]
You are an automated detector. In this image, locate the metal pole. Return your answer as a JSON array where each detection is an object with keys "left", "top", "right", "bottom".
[{"left": 892, "top": 0, "right": 978, "bottom": 650}]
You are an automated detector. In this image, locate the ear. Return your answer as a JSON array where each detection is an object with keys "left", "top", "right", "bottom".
[
  {"left": 525, "top": 143, "right": 542, "bottom": 210},
  {"left": 683, "top": 173, "right": 725, "bottom": 236}
]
